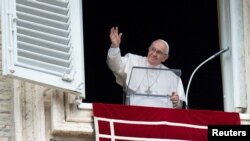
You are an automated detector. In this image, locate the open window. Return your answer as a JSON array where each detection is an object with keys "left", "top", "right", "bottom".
[{"left": 1, "top": 0, "right": 85, "bottom": 98}]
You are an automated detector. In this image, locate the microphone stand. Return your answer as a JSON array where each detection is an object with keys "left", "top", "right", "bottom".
[{"left": 185, "top": 47, "right": 229, "bottom": 109}]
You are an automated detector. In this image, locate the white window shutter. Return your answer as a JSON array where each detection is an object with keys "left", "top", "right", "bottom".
[{"left": 1, "top": 0, "right": 85, "bottom": 98}]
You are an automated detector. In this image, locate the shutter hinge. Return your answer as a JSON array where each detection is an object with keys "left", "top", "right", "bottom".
[{"left": 61, "top": 71, "right": 75, "bottom": 82}]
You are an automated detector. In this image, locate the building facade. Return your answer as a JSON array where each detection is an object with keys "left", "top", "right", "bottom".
[{"left": 0, "top": 0, "right": 250, "bottom": 141}]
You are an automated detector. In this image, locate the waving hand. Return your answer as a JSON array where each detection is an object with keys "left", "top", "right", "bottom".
[{"left": 109, "top": 26, "right": 123, "bottom": 48}]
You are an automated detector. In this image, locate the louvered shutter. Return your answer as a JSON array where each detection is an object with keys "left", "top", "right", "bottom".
[{"left": 1, "top": 0, "right": 85, "bottom": 98}]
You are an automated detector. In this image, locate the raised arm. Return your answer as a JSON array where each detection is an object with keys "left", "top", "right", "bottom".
[{"left": 109, "top": 26, "right": 123, "bottom": 48}]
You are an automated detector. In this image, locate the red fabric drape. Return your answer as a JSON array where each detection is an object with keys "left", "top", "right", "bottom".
[{"left": 93, "top": 103, "right": 240, "bottom": 141}]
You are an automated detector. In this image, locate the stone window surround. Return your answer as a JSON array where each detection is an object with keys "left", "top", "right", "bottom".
[{"left": 13, "top": 80, "right": 94, "bottom": 141}]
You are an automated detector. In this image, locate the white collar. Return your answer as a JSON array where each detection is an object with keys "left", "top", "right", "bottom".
[{"left": 146, "top": 62, "right": 161, "bottom": 68}]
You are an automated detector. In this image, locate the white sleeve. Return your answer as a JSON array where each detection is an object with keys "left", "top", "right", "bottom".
[
  {"left": 106, "top": 47, "right": 128, "bottom": 86},
  {"left": 108, "top": 47, "right": 120, "bottom": 57}
]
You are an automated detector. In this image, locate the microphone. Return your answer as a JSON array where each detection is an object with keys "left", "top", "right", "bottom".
[{"left": 185, "top": 47, "right": 230, "bottom": 109}]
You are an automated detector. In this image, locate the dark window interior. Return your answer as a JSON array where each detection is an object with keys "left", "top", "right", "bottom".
[{"left": 82, "top": 0, "right": 224, "bottom": 111}]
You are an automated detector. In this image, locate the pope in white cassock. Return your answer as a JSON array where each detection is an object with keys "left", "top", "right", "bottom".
[{"left": 107, "top": 26, "right": 186, "bottom": 108}]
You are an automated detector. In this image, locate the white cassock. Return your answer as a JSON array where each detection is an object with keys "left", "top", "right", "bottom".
[{"left": 107, "top": 47, "right": 186, "bottom": 108}]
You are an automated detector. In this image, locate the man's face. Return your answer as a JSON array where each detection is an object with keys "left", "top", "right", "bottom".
[{"left": 147, "top": 41, "right": 168, "bottom": 66}]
